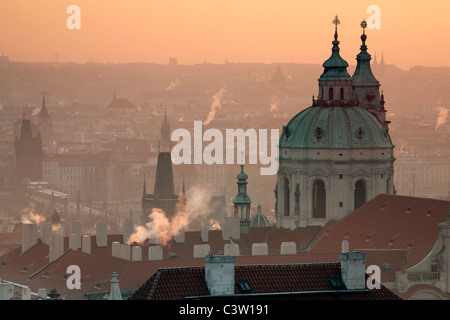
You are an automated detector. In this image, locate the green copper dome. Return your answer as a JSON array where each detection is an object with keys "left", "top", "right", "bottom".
[{"left": 280, "top": 105, "right": 393, "bottom": 149}]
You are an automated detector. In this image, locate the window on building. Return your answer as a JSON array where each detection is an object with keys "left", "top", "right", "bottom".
[
  {"left": 329, "top": 87, "right": 334, "bottom": 100},
  {"left": 354, "top": 179, "right": 366, "bottom": 210},
  {"left": 340, "top": 87, "right": 344, "bottom": 100},
  {"left": 312, "top": 180, "right": 326, "bottom": 218},
  {"left": 284, "top": 178, "right": 290, "bottom": 216}
]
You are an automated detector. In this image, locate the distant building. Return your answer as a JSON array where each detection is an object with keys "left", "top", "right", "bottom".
[{"left": 14, "top": 116, "right": 43, "bottom": 186}]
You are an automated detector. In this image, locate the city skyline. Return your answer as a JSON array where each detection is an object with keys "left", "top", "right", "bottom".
[{"left": 1, "top": 0, "right": 449, "bottom": 69}]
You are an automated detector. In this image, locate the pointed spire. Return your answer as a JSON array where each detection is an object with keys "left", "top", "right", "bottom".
[
  {"left": 159, "top": 108, "right": 171, "bottom": 152},
  {"left": 319, "top": 15, "right": 350, "bottom": 81},
  {"left": 142, "top": 175, "right": 147, "bottom": 197},
  {"left": 39, "top": 91, "right": 50, "bottom": 118},
  {"left": 351, "top": 20, "right": 380, "bottom": 86}
]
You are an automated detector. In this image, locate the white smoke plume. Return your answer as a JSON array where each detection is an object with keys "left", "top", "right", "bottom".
[
  {"left": 165, "top": 78, "right": 181, "bottom": 91},
  {"left": 127, "top": 186, "right": 212, "bottom": 245},
  {"left": 20, "top": 203, "right": 46, "bottom": 224},
  {"left": 203, "top": 87, "right": 226, "bottom": 126},
  {"left": 31, "top": 107, "right": 40, "bottom": 116},
  {"left": 435, "top": 106, "right": 448, "bottom": 130}
]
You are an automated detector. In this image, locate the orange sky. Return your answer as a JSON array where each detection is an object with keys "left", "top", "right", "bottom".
[{"left": 0, "top": 0, "right": 448, "bottom": 69}]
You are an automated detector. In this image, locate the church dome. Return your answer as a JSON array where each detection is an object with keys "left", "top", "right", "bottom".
[{"left": 280, "top": 105, "right": 393, "bottom": 149}]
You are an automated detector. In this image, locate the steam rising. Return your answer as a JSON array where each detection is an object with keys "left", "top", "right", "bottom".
[
  {"left": 21, "top": 203, "right": 46, "bottom": 224},
  {"left": 203, "top": 87, "right": 226, "bottom": 126},
  {"left": 435, "top": 106, "right": 448, "bottom": 130},
  {"left": 127, "top": 186, "right": 212, "bottom": 245}
]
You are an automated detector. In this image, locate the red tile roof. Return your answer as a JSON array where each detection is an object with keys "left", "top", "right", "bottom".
[
  {"left": 129, "top": 263, "right": 402, "bottom": 300},
  {"left": 308, "top": 194, "right": 449, "bottom": 270}
]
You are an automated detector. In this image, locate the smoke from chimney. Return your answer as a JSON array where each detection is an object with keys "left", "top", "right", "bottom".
[
  {"left": 203, "top": 87, "right": 226, "bottom": 126},
  {"left": 127, "top": 186, "right": 212, "bottom": 245},
  {"left": 20, "top": 203, "right": 46, "bottom": 225},
  {"left": 435, "top": 106, "right": 448, "bottom": 130}
]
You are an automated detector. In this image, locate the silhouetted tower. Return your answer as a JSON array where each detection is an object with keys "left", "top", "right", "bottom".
[
  {"left": 141, "top": 112, "right": 179, "bottom": 224},
  {"left": 233, "top": 165, "right": 251, "bottom": 234},
  {"left": 14, "top": 114, "right": 43, "bottom": 185}
]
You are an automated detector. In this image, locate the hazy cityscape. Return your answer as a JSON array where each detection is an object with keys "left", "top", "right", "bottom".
[{"left": 0, "top": 1, "right": 449, "bottom": 311}]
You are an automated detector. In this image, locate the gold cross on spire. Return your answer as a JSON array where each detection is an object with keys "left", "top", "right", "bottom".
[
  {"left": 333, "top": 15, "right": 340, "bottom": 26},
  {"left": 360, "top": 20, "right": 367, "bottom": 33}
]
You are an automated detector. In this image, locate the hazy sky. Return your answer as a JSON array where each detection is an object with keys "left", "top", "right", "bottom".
[{"left": 0, "top": 0, "right": 448, "bottom": 69}]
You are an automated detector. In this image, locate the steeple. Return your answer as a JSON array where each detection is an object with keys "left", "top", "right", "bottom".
[
  {"left": 319, "top": 15, "right": 351, "bottom": 81},
  {"left": 351, "top": 20, "right": 387, "bottom": 124},
  {"left": 351, "top": 20, "right": 380, "bottom": 88},
  {"left": 315, "top": 16, "right": 353, "bottom": 104},
  {"left": 159, "top": 108, "right": 171, "bottom": 152},
  {"left": 233, "top": 165, "right": 251, "bottom": 234},
  {"left": 39, "top": 91, "right": 50, "bottom": 118}
]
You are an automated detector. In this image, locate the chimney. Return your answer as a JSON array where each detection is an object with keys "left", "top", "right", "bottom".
[
  {"left": 49, "top": 234, "right": 64, "bottom": 262},
  {"left": 221, "top": 216, "right": 240, "bottom": 241},
  {"left": 122, "top": 220, "right": 134, "bottom": 244},
  {"left": 148, "top": 246, "right": 163, "bottom": 260},
  {"left": 175, "top": 230, "right": 185, "bottom": 243},
  {"left": 201, "top": 218, "right": 209, "bottom": 242},
  {"left": 339, "top": 243, "right": 366, "bottom": 290},
  {"left": 112, "top": 241, "right": 121, "bottom": 258},
  {"left": 41, "top": 223, "right": 52, "bottom": 245},
  {"left": 38, "top": 288, "right": 47, "bottom": 300},
  {"left": 96, "top": 221, "right": 107, "bottom": 247},
  {"left": 193, "top": 244, "right": 210, "bottom": 258},
  {"left": 120, "top": 244, "right": 130, "bottom": 261},
  {"left": 69, "top": 233, "right": 79, "bottom": 251},
  {"left": 204, "top": 255, "right": 236, "bottom": 296},
  {"left": 70, "top": 222, "right": 81, "bottom": 249},
  {"left": 82, "top": 235, "right": 91, "bottom": 254},
  {"left": 22, "top": 223, "right": 38, "bottom": 253},
  {"left": 131, "top": 246, "right": 142, "bottom": 261}
]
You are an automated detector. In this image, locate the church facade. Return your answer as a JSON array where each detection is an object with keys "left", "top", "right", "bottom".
[{"left": 276, "top": 18, "right": 395, "bottom": 229}]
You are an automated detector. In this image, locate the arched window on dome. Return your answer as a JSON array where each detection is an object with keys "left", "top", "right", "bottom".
[
  {"left": 312, "top": 180, "right": 326, "bottom": 218},
  {"left": 284, "top": 178, "right": 290, "bottom": 216},
  {"left": 340, "top": 87, "right": 344, "bottom": 100},
  {"left": 354, "top": 180, "right": 366, "bottom": 210},
  {"left": 328, "top": 87, "right": 334, "bottom": 100}
]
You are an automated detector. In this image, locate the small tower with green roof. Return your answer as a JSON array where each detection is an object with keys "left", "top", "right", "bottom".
[{"left": 233, "top": 165, "right": 251, "bottom": 234}]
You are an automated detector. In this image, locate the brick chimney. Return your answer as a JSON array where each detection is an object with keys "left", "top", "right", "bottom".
[{"left": 204, "top": 255, "right": 236, "bottom": 296}]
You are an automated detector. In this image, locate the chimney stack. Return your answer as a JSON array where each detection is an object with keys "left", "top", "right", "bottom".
[
  {"left": 49, "top": 234, "right": 64, "bottom": 262},
  {"left": 204, "top": 255, "right": 236, "bottom": 296},
  {"left": 82, "top": 235, "right": 91, "bottom": 254},
  {"left": 22, "top": 223, "right": 38, "bottom": 254},
  {"left": 70, "top": 222, "right": 81, "bottom": 249},
  {"left": 96, "top": 221, "right": 107, "bottom": 247},
  {"left": 339, "top": 245, "right": 366, "bottom": 290},
  {"left": 122, "top": 220, "right": 134, "bottom": 244}
]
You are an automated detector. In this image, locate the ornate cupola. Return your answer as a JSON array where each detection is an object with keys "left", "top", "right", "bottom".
[
  {"left": 315, "top": 15, "right": 354, "bottom": 105},
  {"left": 233, "top": 165, "right": 251, "bottom": 234},
  {"left": 351, "top": 20, "right": 388, "bottom": 126}
]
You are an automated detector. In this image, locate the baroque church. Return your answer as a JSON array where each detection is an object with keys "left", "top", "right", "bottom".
[{"left": 275, "top": 17, "right": 395, "bottom": 229}]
